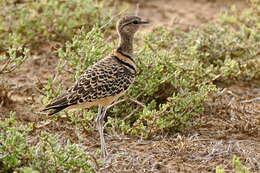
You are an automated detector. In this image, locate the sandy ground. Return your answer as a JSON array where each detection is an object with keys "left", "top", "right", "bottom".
[
  {"left": 1, "top": 0, "right": 259, "bottom": 172},
  {"left": 124, "top": 0, "right": 249, "bottom": 31}
]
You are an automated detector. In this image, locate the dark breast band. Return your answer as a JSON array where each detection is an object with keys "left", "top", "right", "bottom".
[{"left": 112, "top": 55, "right": 136, "bottom": 74}]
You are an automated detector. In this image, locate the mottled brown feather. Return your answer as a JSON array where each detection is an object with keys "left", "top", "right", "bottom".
[
  {"left": 44, "top": 52, "right": 136, "bottom": 112},
  {"left": 43, "top": 16, "right": 148, "bottom": 116}
]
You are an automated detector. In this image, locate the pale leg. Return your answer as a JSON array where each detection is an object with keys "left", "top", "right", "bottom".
[{"left": 95, "top": 105, "right": 108, "bottom": 158}]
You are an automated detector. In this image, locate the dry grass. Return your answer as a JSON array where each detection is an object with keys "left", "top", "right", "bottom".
[
  {"left": 4, "top": 81, "right": 257, "bottom": 172},
  {"left": 93, "top": 84, "right": 260, "bottom": 172},
  {"left": 36, "top": 83, "right": 258, "bottom": 172}
]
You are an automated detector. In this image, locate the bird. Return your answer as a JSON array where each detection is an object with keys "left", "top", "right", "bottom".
[{"left": 43, "top": 16, "right": 149, "bottom": 158}]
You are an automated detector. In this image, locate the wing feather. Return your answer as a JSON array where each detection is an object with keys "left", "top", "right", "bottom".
[{"left": 43, "top": 57, "right": 135, "bottom": 114}]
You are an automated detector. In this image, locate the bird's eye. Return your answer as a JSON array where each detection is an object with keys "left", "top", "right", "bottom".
[{"left": 133, "top": 21, "right": 138, "bottom": 24}]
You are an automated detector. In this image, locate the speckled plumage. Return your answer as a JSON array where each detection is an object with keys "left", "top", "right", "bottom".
[
  {"left": 44, "top": 52, "right": 136, "bottom": 113},
  {"left": 43, "top": 16, "right": 149, "bottom": 158}
]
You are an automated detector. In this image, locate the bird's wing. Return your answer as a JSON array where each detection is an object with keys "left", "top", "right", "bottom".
[{"left": 43, "top": 57, "right": 134, "bottom": 111}]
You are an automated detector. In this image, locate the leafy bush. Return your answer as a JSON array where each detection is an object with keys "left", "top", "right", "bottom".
[
  {"left": 0, "top": 46, "right": 29, "bottom": 106},
  {"left": 0, "top": 0, "right": 112, "bottom": 50},
  {"left": 57, "top": 27, "right": 113, "bottom": 79},
  {"left": 52, "top": 2, "right": 259, "bottom": 137},
  {"left": 0, "top": 113, "right": 94, "bottom": 172},
  {"left": 0, "top": 0, "right": 112, "bottom": 108},
  {"left": 0, "top": 46, "right": 29, "bottom": 74}
]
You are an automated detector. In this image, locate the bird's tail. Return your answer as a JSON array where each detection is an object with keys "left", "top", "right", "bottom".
[
  {"left": 43, "top": 105, "right": 69, "bottom": 115},
  {"left": 42, "top": 93, "right": 74, "bottom": 115}
]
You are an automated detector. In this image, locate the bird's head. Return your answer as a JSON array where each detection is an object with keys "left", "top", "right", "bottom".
[{"left": 117, "top": 16, "right": 149, "bottom": 36}]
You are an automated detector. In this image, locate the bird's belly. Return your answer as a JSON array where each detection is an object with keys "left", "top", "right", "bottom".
[{"left": 68, "top": 92, "right": 125, "bottom": 110}]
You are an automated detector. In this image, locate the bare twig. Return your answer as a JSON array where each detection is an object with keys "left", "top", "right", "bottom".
[
  {"left": 34, "top": 86, "right": 47, "bottom": 96},
  {"left": 88, "top": 153, "right": 100, "bottom": 171},
  {"left": 107, "top": 95, "right": 146, "bottom": 109},
  {"left": 135, "top": 3, "right": 140, "bottom": 16},
  {"left": 100, "top": 7, "right": 129, "bottom": 30},
  {"left": 127, "top": 96, "right": 146, "bottom": 108},
  {"left": 0, "top": 57, "right": 27, "bottom": 74},
  {"left": 107, "top": 98, "right": 127, "bottom": 109},
  {"left": 241, "top": 97, "right": 260, "bottom": 104},
  {"left": 122, "top": 107, "right": 140, "bottom": 121},
  {"left": 215, "top": 88, "right": 240, "bottom": 98},
  {"left": 0, "top": 58, "right": 12, "bottom": 74}
]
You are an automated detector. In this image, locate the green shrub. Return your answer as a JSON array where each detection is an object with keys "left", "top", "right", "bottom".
[
  {"left": 232, "top": 156, "right": 251, "bottom": 173},
  {"left": 0, "top": 46, "right": 30, "bottom": 106},
  {"left": 57, "top": 27, "right": 113, "bottom": 79},
  {"left": 0, "top": 113, "right": 94, "bottom": 172},
  {"left": 0, "top": 46, "right": 29, "bottom": 74},
  {"left": 53, "top": 2, "right": 259, "bottom": 137},
  {"left": 0, "top": 0, "right": 112, "bottom": 50}
]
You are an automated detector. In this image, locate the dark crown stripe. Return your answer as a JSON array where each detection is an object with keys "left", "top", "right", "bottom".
[
  {"left": 121, "top": 20, "right": 134, "bottom": 29},
  {"left": 112, "top": 56, "right": 136, "bottom": 74},
  {"left": 117, "top": 50, "right": 135, "bottom": 63}
]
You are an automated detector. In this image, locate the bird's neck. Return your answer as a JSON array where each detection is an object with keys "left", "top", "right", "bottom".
[{"left": 117, "top": 33, "right": 134, "bottom": 55}]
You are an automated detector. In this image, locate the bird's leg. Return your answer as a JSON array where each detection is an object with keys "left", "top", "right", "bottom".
[{"left": 95, "top": 105, "right": 108, "bottom": 158}]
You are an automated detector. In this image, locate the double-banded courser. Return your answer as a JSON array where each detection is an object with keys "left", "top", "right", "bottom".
[{"left": 43, "top": 16, "right": 149, "bottom": 158}]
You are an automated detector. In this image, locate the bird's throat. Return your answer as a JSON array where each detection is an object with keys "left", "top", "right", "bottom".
[{"left": 117, "top": 33, "right": 134, "bottom": 55}]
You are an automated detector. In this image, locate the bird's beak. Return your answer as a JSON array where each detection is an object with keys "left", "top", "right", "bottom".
[{"left": 138, "top": 20, "right": 149, "bottom": 24}]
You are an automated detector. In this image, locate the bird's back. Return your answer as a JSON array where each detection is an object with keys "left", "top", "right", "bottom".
[{"left": 43, "top": 51, "right": 136, "bottom": 115}]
